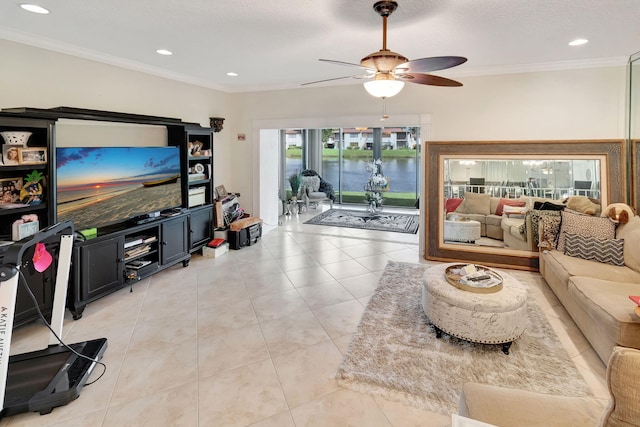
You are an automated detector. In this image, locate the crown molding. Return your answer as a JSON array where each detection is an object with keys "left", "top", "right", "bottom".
[{"left": 0, "top": 26, "right": 630, "bottom": 93}]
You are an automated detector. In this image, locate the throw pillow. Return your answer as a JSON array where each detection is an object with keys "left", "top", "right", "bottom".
[
  {"left": 530, "top": 209, "right": 562, "bottom": 247},
  {"left": 556, "top": 210, "right": 616, "bottom": 252},
  {"left": 563, "top": 233, "right": 625, "bottom": 266},
  {"left": 495, "top": 198, "right": 527, "bottom": 216},
  {"left": 538, "top": 215, "right": 562, "bottom": 249},
  {"left": 445, "top": 198, "right": 463, "bottom": 213},
  {"left": 533, "top": 201, "right": 565, "bottom": 211},
  {"left": 456, "top": 192, "right": 490, "bottom": 216}
]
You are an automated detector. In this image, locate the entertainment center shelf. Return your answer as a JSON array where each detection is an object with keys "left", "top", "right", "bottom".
[
  {"left": 0, "top": 107, "right": 218, "bottom": 323},
  {"left": 71, "top": 213, "right": 189, "bottom": 319}
]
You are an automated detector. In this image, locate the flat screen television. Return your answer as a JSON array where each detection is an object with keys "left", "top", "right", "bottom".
[{"left": 56, "top": 146, "right": 182, "bottom": 230}]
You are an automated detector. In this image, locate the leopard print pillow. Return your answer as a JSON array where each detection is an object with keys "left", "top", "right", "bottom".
[{"left": 556, "top": 210, "right": 615, "bottom": 252}]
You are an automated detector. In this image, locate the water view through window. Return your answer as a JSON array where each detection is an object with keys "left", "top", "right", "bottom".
[{"left": 283, "top": 127, "right": 420, "bottom": 207}]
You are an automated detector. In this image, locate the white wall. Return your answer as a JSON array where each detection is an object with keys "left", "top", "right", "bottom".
[
  {"left": 0, "top": 39, "right": 234, "bottom": 190},
  {"left": 0, "top": 39, "right": 628, "bottom": 216},
  {"left": 228, "top": 66, "right": 625, "bottom": 213}
]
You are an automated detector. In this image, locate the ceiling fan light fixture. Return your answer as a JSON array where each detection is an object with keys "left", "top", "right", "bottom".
[{"left": 364, "top": 74, "right": 404, "bottom": 98}]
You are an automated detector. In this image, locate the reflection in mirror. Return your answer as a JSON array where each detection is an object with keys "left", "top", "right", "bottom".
[
  {"left": 444, "top": 158, "right": 601, "bottom": 200},
  {"left": 441, "top": 156, "right": 606, "bottom": 254}
]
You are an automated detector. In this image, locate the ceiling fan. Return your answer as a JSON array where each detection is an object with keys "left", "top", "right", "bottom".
[{"left": 302, "top": 1, "right": 467, "bottom": 98}]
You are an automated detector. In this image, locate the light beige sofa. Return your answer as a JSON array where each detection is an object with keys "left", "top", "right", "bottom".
[
  {"left": 540, "top": 215, "right": 640, "bottom": 363},
  {"left": 447, "top": 193, "right": 517, "bottom": 240},
  {"left": 450, "top": 193, "right": 561, "bottom": 251},
  {"left": 501, "top": 215, "right": 534, "bottom": 251},
  {"left": 458, "top": 346, "right": 640, "bottom": 427}
]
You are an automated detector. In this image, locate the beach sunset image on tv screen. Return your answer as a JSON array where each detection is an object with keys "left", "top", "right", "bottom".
[{"left": 56, "top": 146, "right": 182, "bottom": 230}]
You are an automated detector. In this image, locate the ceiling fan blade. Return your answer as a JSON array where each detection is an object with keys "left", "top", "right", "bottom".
[
  {"left": 302, "top": 71, "right": 375, "bottom": 86},
  {"left": 401, "top": 73, "right": 463, "bottom": 87},
  {"left": 396, "top": 56, "right": 467, "bottom": 74},
  {"left": 301, "top": 76, "right": 357, "bottom": 86},
  {"left": 319, "top": 59, "right": 374, "bottom": 72}
]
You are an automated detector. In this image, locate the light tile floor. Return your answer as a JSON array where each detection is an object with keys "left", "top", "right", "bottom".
[{"left": 4, "top": 206, "right": 608, "bottom": 426}]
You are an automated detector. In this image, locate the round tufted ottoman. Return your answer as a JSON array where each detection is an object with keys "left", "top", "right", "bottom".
[
  {"left": 421, "top": 263, "right": 528, "bottom": 354},
  {"left": 444, "top": 219, "right": 481, "bottom": 243}
]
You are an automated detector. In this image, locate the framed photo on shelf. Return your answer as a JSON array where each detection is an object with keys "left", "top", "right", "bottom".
[
  {"left": 215, "top": 185, "right": 228, "bottom": 199},
  {"left": 18, "top": 147, "right": 47, "bottom": 165},
  {"left": 2, "top": 145, "right": 21, "bottom": 165},
  {"left": 0, "top": 177, "right": 23, "bottom": 204}
]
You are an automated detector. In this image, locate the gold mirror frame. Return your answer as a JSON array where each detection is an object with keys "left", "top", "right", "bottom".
[
  {"left": 425, "top": 140, "right": 627, "bottom": 270},
  {"left": 633, "top": 140, "right": 639, "bottom": 210}
]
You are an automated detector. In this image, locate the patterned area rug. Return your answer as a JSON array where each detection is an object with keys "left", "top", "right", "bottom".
[
  {"left": 336, "top": 261, "right": 591, "bottom": 415},
  {"left": 304, "top": 209, "right": 419, "bottom": 234}
]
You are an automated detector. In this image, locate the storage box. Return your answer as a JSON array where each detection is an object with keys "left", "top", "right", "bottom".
[
  {"left": 228, "top": 223, "right": 262, "bottom": 250},
  {"left": 214, "top": 201, "right": 225, "bottom": 228},
  {"left": 202, "top": 242, "right": 229, "bottom": 258},
  {"left": 214, "top": 229, "right": 228, "bottom": 240},
  {"left": 188, "top": 187, "right": 206, "bottom": 207},
  {"left": 12, "top": 220, "right": 39, "bottom": 241}
]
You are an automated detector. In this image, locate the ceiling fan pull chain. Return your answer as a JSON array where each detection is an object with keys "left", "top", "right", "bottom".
[{"left": 381, "top": 97, "right": 389, "bottom": 121}]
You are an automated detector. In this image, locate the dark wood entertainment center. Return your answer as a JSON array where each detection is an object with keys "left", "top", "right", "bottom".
[{"left": 0, "top": 107, "right": 217, "bottom": 322}]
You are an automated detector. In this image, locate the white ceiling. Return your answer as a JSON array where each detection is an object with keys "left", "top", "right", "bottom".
[{"left": 1, "top": 0, "right": 639, "bottom": 93}]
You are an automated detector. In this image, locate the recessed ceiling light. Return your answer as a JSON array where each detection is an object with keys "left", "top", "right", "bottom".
[
  {"left": 568, "top": 39, "right": 588, "bottom": 46},
  {"left": 20, "top": 4, "right": 50, "bottom": 14},
  {"left": 156, "top": 49, "right": 173, "bottom": 56},
  {"left": 226, "top": 72, "right": 238, "bottom": 77}
]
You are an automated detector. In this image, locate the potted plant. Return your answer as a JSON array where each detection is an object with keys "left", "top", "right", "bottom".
[{"left": 288, "top": 171, "right": 301, "bottom": 200}]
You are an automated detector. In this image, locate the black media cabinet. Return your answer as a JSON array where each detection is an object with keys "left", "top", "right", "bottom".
[
  {"left": 0, "top": 107, "right": 219, "bottom": 323},
  {"left": 69, "top": 213, "right": 190, "bottom": 319}
]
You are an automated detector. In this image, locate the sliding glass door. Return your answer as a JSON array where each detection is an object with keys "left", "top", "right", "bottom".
[{"left": 281, "top": 126, "right": 420, "bottom": 207}]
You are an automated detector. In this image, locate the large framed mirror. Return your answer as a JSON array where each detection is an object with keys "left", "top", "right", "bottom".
[
  {"left": 425, "top": 140, "right": 627, "bottom": 270},
  {"left": 634, "top": 140, "right": 639, "bottom": 209}
]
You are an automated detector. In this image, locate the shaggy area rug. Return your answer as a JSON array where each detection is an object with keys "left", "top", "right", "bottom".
[
  {"left": 304, "top": 209, "right": 419, "bottom": 234},
  {"left": 336, "top": 261, "right": 591, "bottom": 415}
]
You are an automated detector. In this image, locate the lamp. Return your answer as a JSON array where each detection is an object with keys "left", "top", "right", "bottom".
[{"left": 364, "top": 73, "right": 405, "bottom": 98}]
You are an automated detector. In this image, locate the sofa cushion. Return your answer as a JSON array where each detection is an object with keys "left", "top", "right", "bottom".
[
  {"left": 445, "top": 197, "right": 463, "bottom": 213},
  {"left": 557, "top": 210, "right": 615, "bottom": 252},
  {"left": 601, "top": 346, "right": 640, "bottom": 427},
  {"left": 501, "top": 217, "right": 526, "bottom": 242},
  {"left": 490, "top": 197, "right": 500, "bottom": 215},
  {"left": 568, "top": 278, "right": 640, "bottom": 352},
  {"left": 485, "top": 214, "right": 503, "bottom": 227},
  {"left": 495, "top": 198, "right": 526, "bottom": 216},
  {"left": 616, "top": 216, "right": 640, "bottom": 274},
  {"left": 456, "top": 192, "right": 491, "bottom": 215},
  {"left": 564, "top": 234, "right": 625, "bottom": 266},
  {"left": 542, "top": 251, "right": 640, "bottom": 284},
  {"left": 458, "top": 383, "right": 607, "bottom": 427}
]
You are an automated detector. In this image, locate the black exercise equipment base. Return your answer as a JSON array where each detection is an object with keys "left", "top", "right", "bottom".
[{"left": 1, "top": 338, "right": 108, "bottom": 418}]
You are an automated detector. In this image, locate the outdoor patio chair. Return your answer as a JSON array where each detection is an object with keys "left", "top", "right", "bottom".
[{"left": 301, "top": 175, "right": 333, "bottom": 209}]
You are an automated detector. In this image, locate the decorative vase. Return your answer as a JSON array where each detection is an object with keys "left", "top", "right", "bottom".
[{"left": 0, "top": 131, "right": 32, "bottom": 146}]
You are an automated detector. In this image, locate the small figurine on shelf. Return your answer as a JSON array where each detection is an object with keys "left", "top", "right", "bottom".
[
  {"left": 364, "top": 159, "right": 387, "bottom": 213},
  {"left": 20, "top": 170, "right": 44, "bottom": 205}
]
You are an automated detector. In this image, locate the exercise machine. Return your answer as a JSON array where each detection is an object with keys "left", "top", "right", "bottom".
[{"left": 0, "top": 222, "right": 107, "bottom": 418}]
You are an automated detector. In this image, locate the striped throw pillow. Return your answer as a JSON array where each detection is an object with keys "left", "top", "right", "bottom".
[
  {"left": 556, "top": 210, "right": 615, "bottom": 252},
  {"left": 563, "top": 233, "right": 625, "bottom": 266}
]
